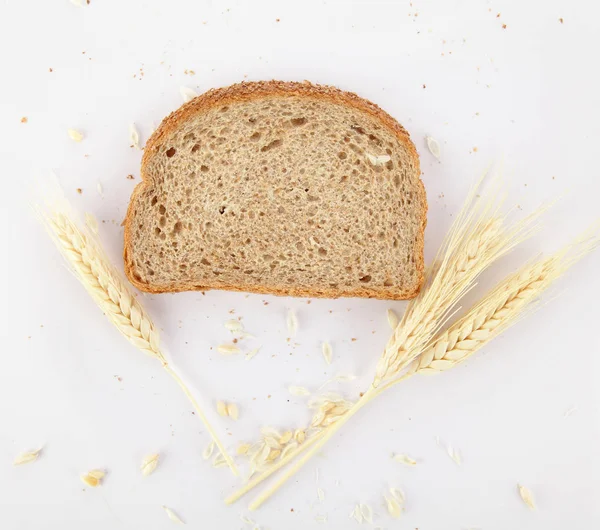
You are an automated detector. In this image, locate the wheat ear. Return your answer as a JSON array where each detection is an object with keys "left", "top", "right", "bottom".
[
  {"left": 407, "top": 235, "right": 599, "bottom": 376},
  {"left": 374, "top": 181, "right": 541, "bottom": 386},
  {"left": 40, "top": 209, "right": 239, "bottom": 476}
]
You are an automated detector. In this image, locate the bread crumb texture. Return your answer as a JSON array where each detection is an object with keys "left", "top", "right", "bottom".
[{"left": 124, "top": 81, "right": 426, "bottom": 300}]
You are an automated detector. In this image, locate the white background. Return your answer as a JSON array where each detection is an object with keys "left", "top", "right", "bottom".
[{"left": 1, "top": 0, "right": 599, "bottom": 529}]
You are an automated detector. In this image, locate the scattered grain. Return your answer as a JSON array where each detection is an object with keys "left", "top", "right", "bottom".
[
  {"left": 162, "top": 505, "right": 184, "bottom": 523},
  {"left": 384, "top": 494, "right": 402, "bottom": 518},
  {"left": 386, "top": 308, "right": 399, "bottom": 329},
  {"left": 216, "top": 400, "right": 228, "bottom": 417},
  {"left": 225, "top": 319, "right": 244, "bottom": 332},
  {"left": 360, "top": 503, "right": 373, "bottom": 523},
  {"left": 288, "top": 385, "right": 311, "bottom": 397},
  {"left": 227, "top": 402, "right": 240, "bottom": 420},
  {"left": 217, "top": 343, "right": 241, "bottom": 355},
  {"left": 68, "top": 129, "right": 84, "bottom": 142},
  {"left": 426, "top": 135, "right": 441, "bottom": 159},
  {"left": 141, "top": 453, "right": 159, "bottom": 476},
  {"left": 518, "top": 484, "right": 536, "bottom": 509},
  {"left": 129, "top": 123, "right": 140, "bottom": 149},
  {"left": 286, "top": 309, "right": 298, "bottom": 336},
  {"left": 203, "top": 440, "right": 216, "bottom": 460},
  {"left": 322, "top": 341, "right": 333, "bottom": 365},
  {"left": 366, "top": 152, "right": 391, "bottom": 165},
  {"left": 245, "top": 347, "right": 260, "bottom": 360},
  {"left": 180, "top": 86, "right": 198, "bottom": 103},
  {"left": 14, "top": 449, "right": 41, "bottom": 466},
  {"left": 81, "top": 469, "right": 105, "bottom": 487},
  {"left": 392, "top": 453, "right": 417, "bottom": 466},
  {"left": 237, "top": 443, "right": 251, "bottom": 455}
]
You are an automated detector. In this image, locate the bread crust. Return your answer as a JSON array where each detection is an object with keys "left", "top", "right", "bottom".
[{"left": 124, "top": 80, "right": 427, "bottom": 300}]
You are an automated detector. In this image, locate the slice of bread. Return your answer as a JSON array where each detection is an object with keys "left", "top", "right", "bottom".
[{"left": 124, "top": 80, "right": 427, "bottom": 300}]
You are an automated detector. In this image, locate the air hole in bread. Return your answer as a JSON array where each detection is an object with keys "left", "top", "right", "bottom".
[
  {"left": 368, "top": 133, "right": 382, "bottom": 145},
  {"left": 359, "top": 275, "right": 371, "bottom": 283},
  {"left": 200, "top": 165, "right": 209, "bottom": 172},
  {"left": 191, "top": 143, "right": 201, "bottom": 153},
  {"left": 318, "top": 247, "right": 327, "bottom": 256},
  {"left": 290, "top": 117, "right": 307, "bottom": 126},
  {"left": 159, "top": 205, "right": 166, "bottom": 214},
  {"left": 151, "top": 196, "right": 158, "bottom": 206},
  {"left": 183, "top": 133, "right": 195, "bottom": 142},
  {"left": 351, "top": 125, "right": 366, "bottom": 135},
  {"left": 250, "top": 132, "right": 261, "bottom": 141},
  {"left": 338, "top": 151, "right": 347, "bottom": 160},
  {"left": 219, "top": 206, "right": 226, "bottom": 215},
  {"left": 173, "top": 221, "right": 183, "bottom": 235},
  {"left": 261, "top": 139, "right": 282, "bottom": 152},
  {"left": 201, "top": 258, "right": 211, "bottom": 266},
  {"left": 166, "top": 147, "right": 176, "bottom": 157},
  {"left": 159, "top": 216, "right": 166, "bottom": 227}
]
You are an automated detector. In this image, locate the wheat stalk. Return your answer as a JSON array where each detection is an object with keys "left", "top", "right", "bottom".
[{"left": 40, "top": 207, "right": 239, "bottom": 476}]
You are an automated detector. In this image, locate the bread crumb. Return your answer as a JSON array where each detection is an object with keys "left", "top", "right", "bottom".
[
  {"left": 559, "top": 17, "right": 564, "bottom": 24},
  {"left": 126, "top": 174, "right": 135, "bottom": 180},
  {"left": 502, "top": 24, "right": 507, "bottom": 29},
  {"left": 276, "top": 18, "right": 280, "bottom": 22},
  {"left": 20, "top": 117, "right": 28, "bottom": 123},
  {"left": 473, "top": 146, "right": 478, "bottom": 152},
  {"left": 351, "top": 338, "right": 357, "bottom": 342},
  {"left": 76, "top": 188, "right": 83, "bottom": 194},
  {"left": 48, "top": 67, "right": 53, "bottom": 72},
  {"left": 422, "top": 84, "right": 427, "bottom": 89}
]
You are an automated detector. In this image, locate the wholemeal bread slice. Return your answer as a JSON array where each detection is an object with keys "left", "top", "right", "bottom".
[{"left": 124, "top": 80, "right": 427, "bottom": 299}]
